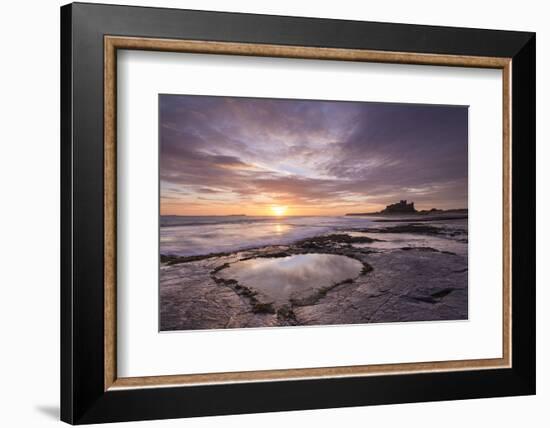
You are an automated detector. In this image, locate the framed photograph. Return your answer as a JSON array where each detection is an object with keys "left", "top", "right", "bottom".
[{"left": 60, "top": 2, "right": 535, "bottom": 424}]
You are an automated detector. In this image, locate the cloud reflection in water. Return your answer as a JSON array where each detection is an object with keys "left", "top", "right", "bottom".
[{"left": 219, "top": 254, "right": 363, "bottom": 306}]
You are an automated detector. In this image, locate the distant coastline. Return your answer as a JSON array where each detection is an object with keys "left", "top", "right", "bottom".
[{"left": 346, "top": 199, "right": 467, "bottom": 218}]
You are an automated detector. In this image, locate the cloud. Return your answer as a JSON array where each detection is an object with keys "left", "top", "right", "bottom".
[{"left": 160, "top": 95, "right": 468, "bottom": 213}]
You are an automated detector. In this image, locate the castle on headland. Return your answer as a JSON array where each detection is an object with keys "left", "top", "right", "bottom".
[
  {"left": 380, "top": 200, "right": 417, "bottom": 214},
  {"left": 345, "top": 200, "right": 467, "bottom": 217}
]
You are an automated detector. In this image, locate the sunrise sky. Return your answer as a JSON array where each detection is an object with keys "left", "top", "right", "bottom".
[{"left": 160, "top": 95, "right": 468, "bottom": 216}]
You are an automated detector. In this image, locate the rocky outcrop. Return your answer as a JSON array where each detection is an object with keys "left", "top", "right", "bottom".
[{"left": 160, "top": 219, "right": 468, "bottom": 331}]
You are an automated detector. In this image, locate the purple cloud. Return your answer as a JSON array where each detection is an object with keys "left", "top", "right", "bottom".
[{"left": 160, "top": 94, "right": 468, "bottom": 214}]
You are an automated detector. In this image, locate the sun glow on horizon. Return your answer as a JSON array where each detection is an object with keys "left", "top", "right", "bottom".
[{"left": 270, "top": 205, "right": 288, "bottom": 216}]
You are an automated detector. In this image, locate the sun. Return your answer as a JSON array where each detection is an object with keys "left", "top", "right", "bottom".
[{"left": 270, "top": 205, "right": 288, "bottom": 216}]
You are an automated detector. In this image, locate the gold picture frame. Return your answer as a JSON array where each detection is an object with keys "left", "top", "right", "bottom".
[{"left": 103, "top": 35, "right": 512, "bottom": 391}]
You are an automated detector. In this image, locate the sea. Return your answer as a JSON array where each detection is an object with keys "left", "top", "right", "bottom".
[{"left": 160, "top": 215, "right": 375, "bottom": 257}]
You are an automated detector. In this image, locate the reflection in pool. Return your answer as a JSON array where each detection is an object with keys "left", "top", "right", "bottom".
[{"left": 218, "top": 254, "right": 363, "bottom": 306}]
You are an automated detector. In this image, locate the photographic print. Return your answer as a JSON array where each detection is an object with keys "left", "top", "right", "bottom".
[{"left": 159, "top": 95, "right": 468, "bottom": 331}]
